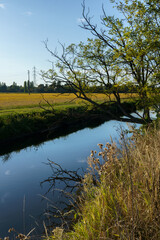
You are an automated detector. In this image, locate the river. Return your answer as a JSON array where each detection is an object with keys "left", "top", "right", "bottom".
[{"left": 0, "top": 112, "right": 156, "bottom": 238}]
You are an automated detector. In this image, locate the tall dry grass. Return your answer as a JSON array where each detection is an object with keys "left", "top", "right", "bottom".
[{"left": 49, "top": 124, "right": 160, "bottom": 240}]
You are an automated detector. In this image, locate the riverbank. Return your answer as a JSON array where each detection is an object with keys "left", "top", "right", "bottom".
[
  {"left": 0, "top": 101, "right": 136, "bottom": 155},
  {"left": 47, "top": 120, "right": 160, "bottom": 240}
]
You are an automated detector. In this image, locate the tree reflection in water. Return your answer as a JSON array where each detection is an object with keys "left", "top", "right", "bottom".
[
  {"left": 41, "top": 160, "right": 84, "bottom": 231},
  {"left": 2, "top": 153, "right": 12, "bottom": 162}
]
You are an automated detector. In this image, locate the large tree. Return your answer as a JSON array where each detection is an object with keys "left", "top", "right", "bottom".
[{"left": 42, "top": 0, "right": 160, "bottom": 123}]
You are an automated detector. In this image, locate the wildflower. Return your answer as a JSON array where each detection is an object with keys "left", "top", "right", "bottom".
[
  {"left": 90, "top": 150, "right": 94, "bottom": 157},
  {"left": 105, "top": 142, "right": 110, "bottom": 147},
  {"left": 98, "top": 152, "right": 102, "bottom": 156},
  {"left": 16, "top": 233, "right": 26, "bottom": 239},
  {"left": 8, "top": 228, "right": 15, "bottom": 233},
  {"left": 95, "top": 158, "right": 100, "bottom": 163},
  {"left": 97, "top": 143, "right": 103, "bottom": 149}
]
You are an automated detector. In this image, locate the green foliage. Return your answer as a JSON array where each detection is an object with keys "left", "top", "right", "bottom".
[{"left": 43, "top": 0, "right": 160, "bottom": 122}]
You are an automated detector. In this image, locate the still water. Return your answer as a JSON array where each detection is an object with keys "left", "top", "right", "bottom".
[{"left": 0, "top": 118, "right": 144, "bottom": 237}]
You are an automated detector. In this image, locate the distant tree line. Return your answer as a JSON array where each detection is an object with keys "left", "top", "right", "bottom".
[
  {"left": 0, "top": 80, "right": 145, "bottom": 94},
  {"left": 0, "top": 81, "right": 66, "bottom": 93}
]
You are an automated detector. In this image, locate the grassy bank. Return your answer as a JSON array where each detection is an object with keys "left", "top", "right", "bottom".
[{"left": 44, "top": 122, "right": 160, "bottom": 240}]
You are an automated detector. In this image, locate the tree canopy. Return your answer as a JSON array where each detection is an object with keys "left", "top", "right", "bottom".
[{"left": 42, "top": 0, "right": 160, "bottom": 123}]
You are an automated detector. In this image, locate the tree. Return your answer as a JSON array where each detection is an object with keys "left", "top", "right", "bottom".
[
  {"left": 0, "top": 82, "right": 7, "bottom": 92},
  {"left": 42, "top": 0, "right": 160, "bottom": 123},
  {"left": 8, "top": 82, "right": 20, "bottom": 92},
  {"left": 24, "top": 81, "right": 27, "bottom": 93},
  {"left": 27, "top": 80, "right": 30, "bottom": 95},
  {"left": 37, "top": 84, "right": 45, "bottom": 93}
]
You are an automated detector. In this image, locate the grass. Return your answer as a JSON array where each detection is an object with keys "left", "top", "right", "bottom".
[
  {"left": 0, "top": 92, "right": 137, "bottom": 144},
  {"left": 0, "top": 100, "right": 137, "bottom": 145},
  {"left": 0, "top": 104, "right": 87, "bottom": 142},
  {"left": 0, "top": 93, "right": 137, "bottom": 109},
  {"left": 0, "top": 93, "right": 79, "bottom": 108},
  {"left": 0, "top": 93, "right": 81, "bottom": 116},
  {"left": 0, "top": 103, "right": 80, "bottom": 117},
  {"left": 46, "top": 122, "right": 160, "bottom": 240},
  {"left": 0, "top": 92, "right": 137, "bottom": 120}
]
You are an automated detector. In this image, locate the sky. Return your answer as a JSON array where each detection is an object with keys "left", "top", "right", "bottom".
[{"left": 0, "top": 0, "right": 117, "bottom": 86}]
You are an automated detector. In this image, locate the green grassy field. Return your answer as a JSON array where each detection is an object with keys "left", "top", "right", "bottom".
[
  {"left": 0, "top": 93, "right": 82, "bottom": 117},
  {"left": 0, "top": 92, "right": 137, "bottom": 115},
  {"left": 0, "top": 103, "right": 80, "bottom": 117}
]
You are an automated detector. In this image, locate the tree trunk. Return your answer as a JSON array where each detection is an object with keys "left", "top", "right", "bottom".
[
  {"left": 143, "top": 106, "right": 151, "bottom": 122},
  {"left": 141, "top": 90, "right": 152, "bottom": 122}
]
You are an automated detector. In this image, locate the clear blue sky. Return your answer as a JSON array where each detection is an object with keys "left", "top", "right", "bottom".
[{"left": 0, "top": 0, "right": 117, "bottom": 86}]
